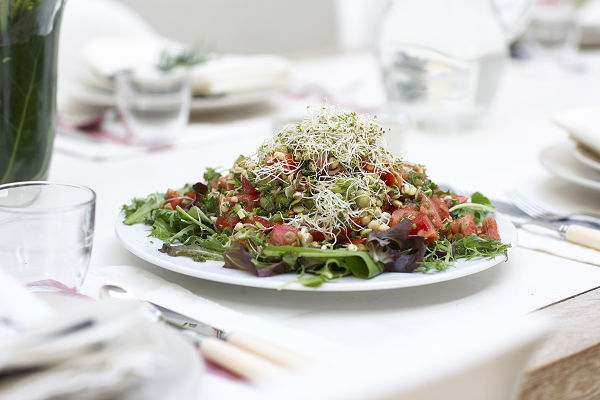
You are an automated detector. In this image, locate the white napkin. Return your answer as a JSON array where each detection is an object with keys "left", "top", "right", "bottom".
[
  {"left": 552, "top": 105, "right": 600, "bottom": 157},
  {"left": 80, "top": 35, "right": 291, "bottom": 96},
  {"left": 80, "top": 265, "right": 353, "bottom": 363},
  {"left": 517, "top": 224, "right": 600, "bottom": 266},
  {"left": 54, "top": 116, "right": 273, "bottom": 161},
  {"left": 0, "top": 270, "right": 203, "bottom": 400}
]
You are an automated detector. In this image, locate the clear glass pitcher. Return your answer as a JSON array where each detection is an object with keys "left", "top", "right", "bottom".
[{"left": 377, "top": 0, "right": 535, "bottom": 132}]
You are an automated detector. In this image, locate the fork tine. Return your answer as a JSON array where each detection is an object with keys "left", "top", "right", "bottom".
[
  {"left": 505, "top": 190, "right": 551, "bottom": 219},
  {"left": 514, "top": 192, "right": 552, "bottom": 217}
]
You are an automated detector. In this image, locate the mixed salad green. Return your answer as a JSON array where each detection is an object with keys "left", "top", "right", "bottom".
[{"left": 122, "top": 104, "right": 510, "bottom": 288}]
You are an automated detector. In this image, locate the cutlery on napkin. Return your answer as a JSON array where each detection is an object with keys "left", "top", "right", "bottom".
[
  {"left": 81, "top": 265, "right": 351, "bottom": 385},
  {"left": 150, "top": 302, "right": 313, "bottom": 370},
  {"left": 0, "top": 270, "right": 202, "bottom": 400}
]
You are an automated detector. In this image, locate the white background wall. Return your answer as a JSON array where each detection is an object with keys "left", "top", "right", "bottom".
[{"left": 113, "top": 0, "right": 341, "bottom": 57}]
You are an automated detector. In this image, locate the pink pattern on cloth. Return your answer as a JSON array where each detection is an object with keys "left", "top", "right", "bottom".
[
  {"left": 24, "top": 280, "right": 92, "bottom": 300},
  {"left": 202, "top": 356, "right": 246, "bottom": 382}
]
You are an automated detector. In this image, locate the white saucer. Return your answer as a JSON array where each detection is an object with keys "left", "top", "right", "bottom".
[
  {"left": 540, "top": 141, "right": 600, "bottom": 191},
  {"left": 573, "top": 144, "right": 600, "bottom": 173}
]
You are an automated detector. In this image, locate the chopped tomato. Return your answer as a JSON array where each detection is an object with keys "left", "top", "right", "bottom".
[
  {"left": 449, "top": 215, "right": 478, "bottom": 237},
  {"left": 237, "top": 194, "right": 260, "bottom": 211},
  {"left": 410, "top": 214, "right": 440, "bottom": 243},
  {"left": 185, "top": 192, "right": 196, "bottom": 200},
  {"left": 451, "top": 194, "right": 468, "bottom": 204},
  {"left": 349, "top": 237, "right": 367, "bottom": 246},
  {"left": 164, "top": 189, "right": 184, "bottom": 209},
  {"left": 389, "top": 204, "right": 420, "bottom": 227},
  {"left": 419, "top": 196, "right": 443, "bottom": 228},
  {"left": 480, "top": 216, "right": 501, "bottom": 241},
  {"left": 431, "top": 196, "right": 450, "bottom": 221},
  {"left": 241, "top": 176, "right": 259, "bottom": 196},
  {"left": 310, "top": 230, "right": 327, "bottom": 243},
  {"left": 218, "top": 176, "right": 235, "bottom": 191},
  {"left": 215, "top": 215, "right": 228, "bottom": 230},
  {"left": 270, "top": 225, "right": 298, "bottom": 246},
  {"left": 380, "top": 169, "right": 402, "bottom": 188},
  {"left": 265, "top": 152, "right": 296, "bottom": 174},
  {"left": 246, "top": 215, "right": 275, "bottom": 230},
  {"left": 223, "top": 212, "right": 241, "bottom": 227}
]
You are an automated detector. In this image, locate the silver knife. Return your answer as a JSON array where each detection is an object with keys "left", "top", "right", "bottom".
[{"left": 151, "top": 302, "right": 312, "bottom": 370}]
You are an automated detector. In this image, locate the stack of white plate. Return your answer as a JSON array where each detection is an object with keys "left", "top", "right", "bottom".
[{"left": 541, "top": 105, "right": 600, "bottom": 191}]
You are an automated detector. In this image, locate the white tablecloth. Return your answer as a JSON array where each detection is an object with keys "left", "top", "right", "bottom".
[{"left": 49, "top": 51, "right": 600, "bottom": 398}]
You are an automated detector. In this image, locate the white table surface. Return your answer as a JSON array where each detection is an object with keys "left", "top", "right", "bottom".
[{"left": 50, "top": 51, "right": 600, "bottom": 383}]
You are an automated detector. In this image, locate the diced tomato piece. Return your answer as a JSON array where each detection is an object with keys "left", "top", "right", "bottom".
[
  {"left": 237, "top": 194, "right": 260, "bottom": 211},
  {"left": 410, "top": 214, "right": 440, "bottom": 243},
  {"left": 419, "top": 196, "right": 443, "bottom": 228},
  {"left": 430, "top": 195, "right": 450, "bottom": 223},
  {"left": 185, "top": 192, "right": 196, "bottom": 200},
  {"left": 451, "top": 194, "right": 468, "bottom": 204},
  {"left": 389, "top": 204, "right": 420, "bottom": 227},
  {"left": 310, "top": 230, "right": 327, "bottom": 243},
  {"left": 218, "top": 176, "right": 235, "bottom": 191},
  {"left": 211, "top": 181, "right": 218, "bottom": 190},
  {"left": 449, "top": 215, "right": 478, "bottom": 237},
  {"left": 245, "top": 215, "right": 274, "bottom": 230},
  {"left": 270, "top": 225, "right": 299, "bottom": 246},
  {"left": 265, "top": 153, "right": 297, "bottom": 174},
  {"left": 480, "top": 216, "right": 501, "bottom": 241},
  {"left": 215, "top": 215, "right": 228, "bottom": 230},
  {"left": 241, "top": 176, "right": 259, "bottom": 196},
  {"left": 349, "top": 238, "right": 367, "bottom": 246},
  {"left": 164, "top": 189, "right": 184, "bottom": 209},
  {"left": 223, "top": 212, "right": 241, "bottom": 227},
  {"left": 380, "top": 169, "right": 402, "bottom": 188}
]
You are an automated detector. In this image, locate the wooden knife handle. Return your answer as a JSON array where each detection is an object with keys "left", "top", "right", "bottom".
[
  {"left": 226, "top": 332, "right": 313, "bottom": 369},
  {"left": 565, "top": 225, "right": 600, "bottom": 251},
  {"left": 199, "top": 337, "right": 287, "bottom": 382}
]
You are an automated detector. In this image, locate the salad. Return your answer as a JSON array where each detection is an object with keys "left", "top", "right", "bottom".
[{"left": 122, "top": 104, "right": 510, "bottom": 288}]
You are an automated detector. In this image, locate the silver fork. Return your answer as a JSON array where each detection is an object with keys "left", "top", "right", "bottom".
[{"left": 505, "top": 189, "right": 600, "bottom": 227}]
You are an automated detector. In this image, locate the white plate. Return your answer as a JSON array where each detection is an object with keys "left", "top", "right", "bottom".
[
  {"left": 115, "top": 212, "right": 517, "bottom": 292},
  {"left": 540, "top": 141, "right": 600, "bottom": 191},
  {"left": 573, "top": 144, "right": 600, "bottom": 173},
  {"left": 65, "top": 83, "right": 280, "bottom": 113}
]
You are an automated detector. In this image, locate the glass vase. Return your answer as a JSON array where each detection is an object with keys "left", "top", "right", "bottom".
[{"left": 0, "top": 0, "right": 65, "bottom": 184}]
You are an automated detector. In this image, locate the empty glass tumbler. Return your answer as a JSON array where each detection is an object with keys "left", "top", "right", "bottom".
[
  {"left": 0, "top": 182, "right": 96, "bottom": 292},
  {"left": 115, "top": 68, "right": 191, "bottom": 146}
]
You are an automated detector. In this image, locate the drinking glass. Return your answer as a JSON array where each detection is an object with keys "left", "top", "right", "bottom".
[
  {"left": 114, "top": 68, "right": 191, "bottom": 146},
  {"left": 0, "top": 182, "right": 96, "bottom": 293},
  {"left": 525, "top": 0, "right": 581, "bottom": 62}
]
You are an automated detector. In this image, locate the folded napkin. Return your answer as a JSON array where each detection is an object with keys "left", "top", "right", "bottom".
[
  {"left": 516, "top": 224, "right": 600, "bottom": 266},
  {"left": 79, "top": 35, "right": 291, "bottom": 96},
  {"left": 54, "top": 116, "right": 273, "bottom": 161},
  {"left": 0, "top": 270, "right": 203, "bottom": 400},
  {"left": 552, "top": 105, "right": 600, "bottom": 158}
]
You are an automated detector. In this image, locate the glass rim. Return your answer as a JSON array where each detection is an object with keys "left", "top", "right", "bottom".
[{"left": 0, "top": 181, "right": 96, "bottom": 213}]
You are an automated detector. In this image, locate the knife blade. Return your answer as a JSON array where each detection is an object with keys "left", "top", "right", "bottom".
[
  {"left": 151, "top": 302, "right": 312, "bottom": 370},
  {"left": 153, "top": 304, "right": 226, "bottom": 338}
]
